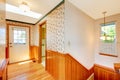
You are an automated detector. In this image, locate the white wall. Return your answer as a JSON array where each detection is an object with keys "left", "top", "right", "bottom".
[
  {"left": 33, "top": 0, "right": 120, "bottom": 69},
  {"left": 0, "top": 0, "right": 6, "bottom": 59},
  {"left": 34, "top": 3, "right": 65, "bottom": 53},
  {"left": 33, "top": 24, "right": 40, "bottom": 46},
  {"left": 64, "top": 0, "right": 95, "bottom": 69},
  {"left": 95, "top": 14, "right": 120, "bottom": 69}
]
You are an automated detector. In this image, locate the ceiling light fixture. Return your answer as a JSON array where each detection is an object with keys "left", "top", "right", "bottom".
[
  {"left": 103, "top": 11, "right": 107, "bottom": 26},
  {"left": 101, "top": 11, "right": 107, "bottom": 40},
  {"left": 6, "top": 3, "right": 42, "bottom": 19},
  {"left": 19, "top": 2, "right": 30, "bottom": 12}
]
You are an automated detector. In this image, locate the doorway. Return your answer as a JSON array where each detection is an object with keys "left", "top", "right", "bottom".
[
  {"left": 39, "top": 21, "right": 46, "bottom": 66},
  {"left": 8, "top": 25, "right": 30, "bottom": 63}
]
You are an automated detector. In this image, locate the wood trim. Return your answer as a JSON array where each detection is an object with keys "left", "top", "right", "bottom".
[
  {"left": 5, "top": 47, "right": 9, "bottom": 59},
  {"left": 65, "top": 54, "right": 94, "bottom": 80},
  {"left": 46, "top": 50, "right": 94, "bottom": 80},
  {"left": 0, "top": 59, "right": 8, "bottom": 80},
  {"left": 30, "top": 46, "right": 39, "bottom": 61},
  {"left": 99, "top": 53, "right": 118, "bottom": 57},
  {"left": 6, "top": 19, "right": 35, "bottom": 25},
  {"left": 35, "top": 0, "right": 64, "bottom": 24},
  {"left": 6, "top": 21, "right": 33, "bottom": 27},
  {"left": 39, "top": 21, "right": 47, "bottom": 63},
  {"left": 114, "top": 63, "right": 120, "bottom": 72},
  {"left": 8, "top": 59, "right": 34, "bottom": 65},
  {"left": 94, "top": 64, "right": 120, "bottom": 80},
  {"left": 94, "top": 64, "right": 115, "bottom": 72}
]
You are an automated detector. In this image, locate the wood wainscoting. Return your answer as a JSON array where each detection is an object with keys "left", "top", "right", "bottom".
[
  {"left": 65, "top": 54, "right": 94, "bottom": 80},
  {"left": 46, "top": 50, "right": 94, "bottom": 80},
  {"left": 30, "top": 46, "right": 39, "bottom": 61},
  {"left": 94, "top": 64, "right": 120, "bottom": 80},
  {"left": 46, "top": 50, "right": 65, "bottom": 80}
]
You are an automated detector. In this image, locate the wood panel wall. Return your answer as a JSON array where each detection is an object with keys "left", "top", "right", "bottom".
[
  {"left": 65, "top": 54, "right": 94, "bottom": 80},
  {"left": 94, "top": 64, "right": 120, "bottom": 80},
  {"left": 46, "top": 50, "right": 65, "bottom": 80},
  {"left": 46, "top": 50, "right": 120, "bottom": 80},
  {"left": 46, "top": 50, "right": 94, "bottom": 80},
  {"left": 30, "top": 46, "right": 39, "bottom": 61}
]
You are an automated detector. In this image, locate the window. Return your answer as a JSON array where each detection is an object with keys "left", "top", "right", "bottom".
[
  {"left": 13, "top": 28, "right": 26, "bottom": 44},
  {"left": 99, "top": 22, "right": 117, "bottom": 57},
  {"left": 100, "top": 22, "right": 116, "bottom": 43}
]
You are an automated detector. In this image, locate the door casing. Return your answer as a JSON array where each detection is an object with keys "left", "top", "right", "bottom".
[{"left": 38, "top": 21, "right": 47, "bottom": 63}]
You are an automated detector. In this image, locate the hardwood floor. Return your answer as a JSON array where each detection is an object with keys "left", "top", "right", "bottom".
[{"left": 8, "top": 61, "right": 54, "bottom": 80}]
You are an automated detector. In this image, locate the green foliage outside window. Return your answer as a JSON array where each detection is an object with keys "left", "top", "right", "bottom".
[{"left": 100, "top": 22, "right": 116, "bottom": 43}]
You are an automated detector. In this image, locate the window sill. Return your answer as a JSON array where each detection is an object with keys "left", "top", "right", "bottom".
[{"left": 99, "top": 53, "right": 118, "bottom": 57}]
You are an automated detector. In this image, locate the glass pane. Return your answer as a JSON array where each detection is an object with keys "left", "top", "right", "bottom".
[
  {"left": 100, "top": 24, "right": 116, "bottom": 43},
  {"left": 13, "top": 28, "right": 26, "bottom": 44}
]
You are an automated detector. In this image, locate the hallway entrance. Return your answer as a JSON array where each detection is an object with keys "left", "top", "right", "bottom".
[{"left": 39, "top": 21, "right": 46, "bottom": 66}]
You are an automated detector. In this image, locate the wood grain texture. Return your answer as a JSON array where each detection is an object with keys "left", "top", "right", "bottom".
[
  {"left": 30, "top": 46, "right": 39, "bottom": 61},
  {"left": 39, "top": 21, "right": 47, "bottom": 63},
  {"left": 8, "top": 61, "right": 54, "bottom": 80},
  {"left": 46, "top": 50, "right": 94, "bottom": 80},
  {"left": 65, "top": 54, "right": 94, "bottom": 80},
  {"left": 94, "top": 64, "right": 120, "bottom": 80},
  {"left": 114, "top": 63, "right": 120, "bottom": 72},
  {"left": 5, "top": 47, "right": 9, "bottom": 59},
  {"left": 46, "top": 50, "right": 65, "bottom": 80},
  {"left": 99, "top": 53, "right": 118, "bottom": 57},
  {"left": 0, "top": 59, "right": 8, "bottom": 80}
]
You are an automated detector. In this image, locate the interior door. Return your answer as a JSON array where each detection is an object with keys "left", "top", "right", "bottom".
[{"left": 9, "top": 25, "right": 30, "bottom": 63}]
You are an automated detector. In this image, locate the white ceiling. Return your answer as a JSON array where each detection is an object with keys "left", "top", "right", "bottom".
[
  {"left": 68, "top": 0, "right": 120, "bottom": 19},
  {"left": 6, "top": 0, "right": 120, "bottom": 24},
  {"left": 6, "top": 0, "right": 62, "bottom": 24}
]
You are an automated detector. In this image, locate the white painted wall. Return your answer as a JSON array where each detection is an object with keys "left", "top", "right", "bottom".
[
  {"left": 64, "top": 0, "right": 95, "bottom": 69},
  {"left": 95, "top": 14, "right": 120, "bottom": 69},
  {"left": 0, "top": 0, "right": 6, "bottom": 59},
  {"left": 33, "top": 24, "right": 39, "bottom": 46},
  {"left": 33, "top": 1, "right": 120, "bottom": 69}
]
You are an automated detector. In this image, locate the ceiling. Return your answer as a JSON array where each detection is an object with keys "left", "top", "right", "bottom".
[
  {"left": 68, "top": 0, "right": 120, "bottom": 19},
  {"left": 6, "top": 0, "right": 120, "bottom": 24},
  {"left": 6, "top": 0, "right": 63, "bottom": 24}
]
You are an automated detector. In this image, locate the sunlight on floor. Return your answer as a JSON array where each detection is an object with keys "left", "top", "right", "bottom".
[
  {"left": 42, "top": 57, "right": 46, "bottom": 67},
  {"left": 18, "top": 60, "right": 32, "bottom": 65}
]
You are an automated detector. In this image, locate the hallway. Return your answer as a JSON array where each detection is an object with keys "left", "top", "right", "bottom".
[{"left": 8, "top": 61, "right": 54, "bottom": 80}]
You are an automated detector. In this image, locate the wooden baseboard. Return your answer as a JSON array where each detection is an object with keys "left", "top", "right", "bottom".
[{"left": 8, "top": 59, "right": 35, "bottom": 65}]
